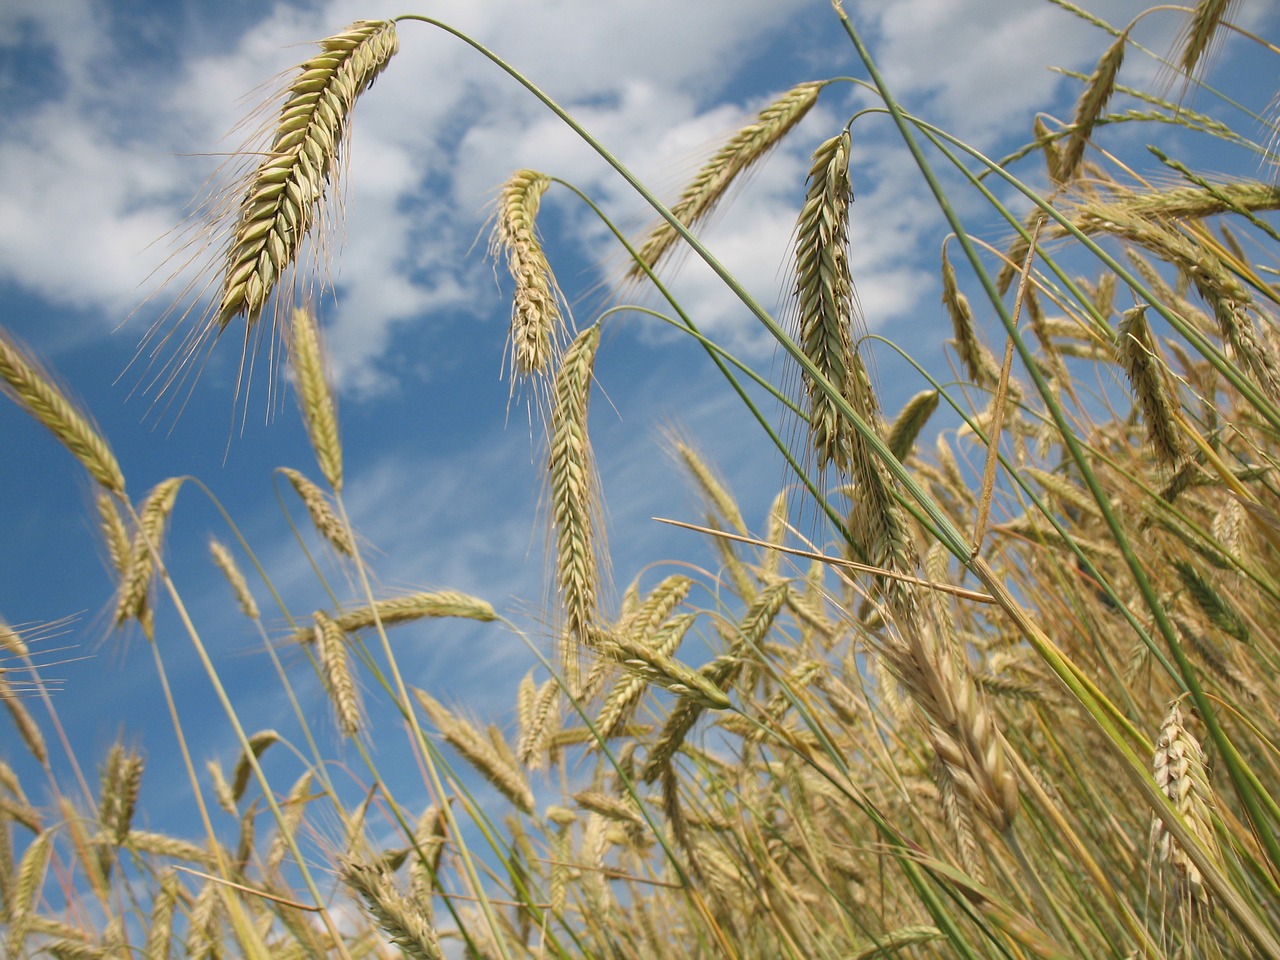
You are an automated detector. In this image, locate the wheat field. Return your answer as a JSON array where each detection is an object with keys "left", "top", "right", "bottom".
[{"left": 3, "top": 1, "right": 1280, "bottom": 957}]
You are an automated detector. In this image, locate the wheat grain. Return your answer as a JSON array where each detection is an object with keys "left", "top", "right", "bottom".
[
  {"left": 218, "top": 21, "right": 398, "bottom": 331},
  {"left": 549, "top": 324, "right": 603, "bottom": 691},
  {"left": 208, "top": 538, "right": 260, "bottom": 620},
  {"left": 279, "top": 466, "right": 354, "bottom": 556},
  {"left": 629, "top": 82, "right": 821, "bottom": 278},
  {"left": 289, "top": 306, "right": 343, "bottom": 491},
  {"left": 315, "top": 610, "right": 361, "bottom": 737}
]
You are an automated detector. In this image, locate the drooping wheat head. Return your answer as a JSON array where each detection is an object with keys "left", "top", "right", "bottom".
[
  {"left": 0, "top": 329, "right": 125, "bottom": 497},
  {"left": 314, "top": 610, "right": 361, "bottom": 737},
  {"left": 1116, "top": 305, "right": 1189, "bottom": 468},
  {"left": 1060, "top": 26, "right": 1129, "bottom": 181},
  {"left": 279, "top": 466, "right": 355, "bottom": 556},
  {"left": 491, "top": 170, "right": 566, "bottom": 385},
  {"left": 208, "top": 537, "right": 260, "bottom": 621}
]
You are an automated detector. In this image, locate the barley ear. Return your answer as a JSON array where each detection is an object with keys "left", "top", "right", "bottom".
[
  {"left": 629, "top": 81, "right": 821, "bottom": 279},
  {"left": 218, "top": 20, "right": 399, "bottom": 331},
  {"left": 549, "top": 324, "right": 604, "bottom": 692},
  {"left": 491, "top": 170, "right": 565, "bottom": 382},
  {"left": 0, "top": 329, "right": 125, "bottom": 496},
  {"left": 289, "top": 306, "right": 342, "bottom": 492}
]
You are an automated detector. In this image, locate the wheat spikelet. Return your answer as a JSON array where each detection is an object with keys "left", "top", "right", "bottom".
[
  {"left": 549, "top": 324, "right": 604, "bottom": 691},
  {"left": 414, "top": 689, "right": 534, "bottom": 814},
  {"left": 793, "top": 130, "right": 859, "bottom": 472},
  {"left": 208, "top": 537, "right": 260, "bottom": 620},
  {"left": 1151, "top": 700, "right": 1219, "bottom": 913},
  {"left": 340, "top": 856, "right": 444, "bottom": 960},
  {"left": 0, "top": 330, "right": 126, "bottom": 497},
  {"left": 218, "top": 21, "right": 398, "bottom": 331},
  {"left": 491, "top": 170, "right": 565, "bottom": 381},
  {"left": 289, "top": 306, "right": 343, "bottom": 491},
  {"left": 315, "top": 611, "right": 361, "bottom": 737},
  {"left": 629, "top": 81, "right": 821, "bottom": 279},
  {"left": 1115, "top": 305, "right": 1190, "bottom": 468},
  {"left": 112, "top": 477, "right": 184, "bottom": 632},
  {"left": 279, "top": 466, "right": 354, "bottom": 556},
  {"left": 1060, "top": 28, "right": 1128, "bottom": 181}
]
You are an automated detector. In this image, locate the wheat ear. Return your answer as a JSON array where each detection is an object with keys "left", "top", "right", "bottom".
[
  {"left": 291, "top": 590, "right": 496, "bottom": 645},
  {"left": 0, "top": 329, "right": 125, "bottom": 496},
  {"left": 113, "top": 478, "right": 184, "bottom": 633},
  {"left": 289, "top": 307, "right": 342, "bottom": 491},
  {"left": 279, "top": 466, "right": 355, "bottom": 556},
  {"left": 491, "top": 170, "right": 565, "bottom": 381},
  {"left": 629, "top": 81, "right": 821, "bottom": 279},
  {"left": 1151, "top": 700, "right": 1219, "bottom": 913},
  {"left": 549, "top": 324, "right": 604, "bottom": 692},
  {"left": 218, "top": 21, "right": 398, "bottom": 330},
  {"left": 208, "top": 538, "right": 260, "bottom": 620},
  {"left": 1060, "top": 27, "right": 1128, "bottom": 181},
  {"left": 315, "top": 611, "right": 361, "bottom": 737},
  {"left": 414, "top": 689, "right": 534, "bottom": 814},
  {"left": 341, "top": 857, "right": 444, "bottom": 960},
  {"left": 793, "top": 130, "right": 859, "bottom": 472},
  {"left": 1175, "top": 0, "right": 1240, "bottom": 77},
  {"left": 1115, "top": 306, "right": 1188, "bottom": 467}
]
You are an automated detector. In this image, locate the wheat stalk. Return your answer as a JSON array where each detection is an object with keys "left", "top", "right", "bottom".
[
  {"left": 491, "top": 170, "right": 565, "bottom": 382},
  {"left": 629, "top": 81, "right": 822, "bottom": 279},
  {"left": 218, "top": 21, "right": 399, "bottom": 331},
  {"left": 0, "top": 329, "right": 125, "bottom": 496},
  {"left": 289, "top": 306, "right": 343, "bottom": 491}
]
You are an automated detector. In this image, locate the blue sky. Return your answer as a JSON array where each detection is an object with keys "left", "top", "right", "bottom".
[{"left": 2, "top": 0, "right": 1274, "bottom": 849}]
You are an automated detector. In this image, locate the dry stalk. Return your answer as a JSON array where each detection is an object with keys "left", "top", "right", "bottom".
[
  {"left": 289, "top": 306, "right": 342, "bottom": 491},
  {"left": 629, "top": 81, "right": 821, "bottom": 278}
]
